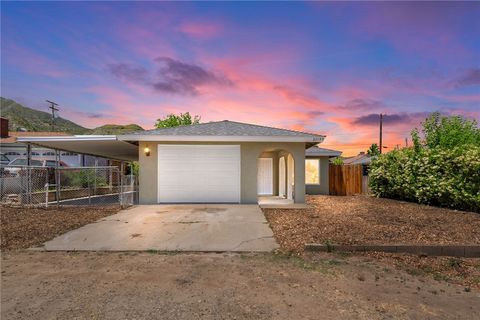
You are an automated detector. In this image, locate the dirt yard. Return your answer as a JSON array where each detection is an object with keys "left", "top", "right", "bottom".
[
  {"left": 0, "top": 205, "right": 120, "bottom": 250},
  {"left": 263, "top": 195, "right": 480, "bottom": 252},
  {"left": 2, "top": 251, "right": 479, "bottom": 320}
]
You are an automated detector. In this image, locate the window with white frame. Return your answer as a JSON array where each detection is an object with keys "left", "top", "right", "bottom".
[{"left": 305, "top": 159, "right": 320, "bottom": 184}]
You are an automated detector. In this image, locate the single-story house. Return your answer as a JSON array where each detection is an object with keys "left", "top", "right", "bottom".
[
  {"left": 305, "top": 146, "right": 342, "bottom": 195},
  {"left": 15, "top": 120, "right": 341, "bottom": 204},
  {"left": 343, "top": 152, "right": 371, "bottom": 165}
]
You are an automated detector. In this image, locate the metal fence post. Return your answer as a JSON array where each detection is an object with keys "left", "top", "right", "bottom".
[
  {"left": 118, "top": 165, "right": 124, "bottom": 207},
  {"left": 55, "top": 151, "right": 60, "bottom": 207},
  {"left": 45, "top": 182, "right": 49, "bottom": 208},
  {"left": 88, "top": 168, "right": 91, "bottom": 205}
]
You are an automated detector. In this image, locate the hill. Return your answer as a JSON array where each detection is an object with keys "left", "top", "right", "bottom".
[
  {"left": 90, "top": 124, "right": 144, "bottom": 135},
  {"left": 0, "top": 97, "right": 144, "bottom": 135},
  {"left": 1, "top": 97, "right": 89, "bottom": 134}
]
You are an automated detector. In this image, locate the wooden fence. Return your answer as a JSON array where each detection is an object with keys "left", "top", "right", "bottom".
[{"left": 329, "top": 164, "right": 369, "bottom": 196}]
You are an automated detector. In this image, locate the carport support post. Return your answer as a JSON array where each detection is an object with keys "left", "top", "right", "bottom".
[
  {"left": 55, "top": 150, "right": 60, "bottom": 207},
  {"left": 26, "top": 143, "right": 32, "bottom": 204},
  {"left": 118, "top": 161, "right": 125, "bottom": 207}
]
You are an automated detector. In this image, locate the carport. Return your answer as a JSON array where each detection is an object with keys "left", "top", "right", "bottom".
[
  {"left": 6, "top": 135, "right": 139, "bottom": 206},
  {"left": 16, "top": 135, "right": 138, "bottom": 162}
]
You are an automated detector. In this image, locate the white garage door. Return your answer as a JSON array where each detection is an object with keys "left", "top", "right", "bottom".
[{"left": 157, "top": 145, "right": 241, "bottom": 203}]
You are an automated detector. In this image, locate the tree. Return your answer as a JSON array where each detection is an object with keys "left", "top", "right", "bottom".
[
  {"left": 367, "top": 143, "right": 381, "bottom": 157},
  {"left": 369, "top": 112, "right": 480, "bottom": 212},
  {"left": 420, "top": 112, "right": 480, "bottom": 149},
  {"left": 155, "top": 112, "right": 201, "bottom": 129}
]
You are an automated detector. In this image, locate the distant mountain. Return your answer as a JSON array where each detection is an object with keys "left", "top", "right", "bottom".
[
  {"left": 90, "top": 124, "right": 144, "bottom": 135},
  {"left": 0, "top": 97, "right": 144, "bottom": 135},
  {"left": 1, "top": 97, "right": 89, "bottom": 134}
]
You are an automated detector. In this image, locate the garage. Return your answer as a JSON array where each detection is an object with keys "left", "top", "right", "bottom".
[{"left": 157, "top": 145, "right": 241, "bottom": 203}]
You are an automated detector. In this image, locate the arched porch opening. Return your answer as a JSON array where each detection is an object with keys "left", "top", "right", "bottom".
[{"left": 257, "top": 148, "right": 295, "bottom": 205}]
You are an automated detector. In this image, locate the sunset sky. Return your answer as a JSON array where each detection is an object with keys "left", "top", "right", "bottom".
[{"left": 1, "top": 2, "right": 479, "bottom": 155}]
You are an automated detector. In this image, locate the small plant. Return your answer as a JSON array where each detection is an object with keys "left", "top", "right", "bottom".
[
  {"left": 331, "top": 157, "right": 343, "bottom": 165},
  {"left": 433, "top": 273, "right": 449, "bottom": 282},
  {"left": 324, "top": 240, "right": 334, "bottom": 252},
  {"left": 447, "top": 258, "right": 463, "bottom": 268}
]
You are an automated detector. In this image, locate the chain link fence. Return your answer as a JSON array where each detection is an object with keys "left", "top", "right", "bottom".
[{"left": 0, "top": 165, "right": 137, "bottom": 207}]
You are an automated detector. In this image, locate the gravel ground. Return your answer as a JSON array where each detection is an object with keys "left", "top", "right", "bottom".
[
  {"left": 2, "top": 251, "right": 479, "bottom": 320},
  {"left": 263, "top": 195, "right": 480, "bottom": 252},
  {"left": 0, "top": 205, "right": 120, "bottom": 250}
]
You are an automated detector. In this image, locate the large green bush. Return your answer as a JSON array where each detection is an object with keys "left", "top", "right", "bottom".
[{"left": 369, "top": 113, "right": 480, "bottom": 213}]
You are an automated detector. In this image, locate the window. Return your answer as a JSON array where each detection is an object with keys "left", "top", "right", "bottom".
[
  {"left": 61, "top": 152, "right": 78, "bottom": 156},
  {"left": 305, "top": 159, "right": 320, "bottom": 184},
  {"left": 45, "top": 160, "right": 57, "bottom": 167},
  {"left": 43, "top": 151, "right": 55, "bottom": 156},
  {"left": 31, "top": 152, "right": 40, "bottom": 156},
  {"left": 5, "top": 152, "right": 20, "bottom": 156}
]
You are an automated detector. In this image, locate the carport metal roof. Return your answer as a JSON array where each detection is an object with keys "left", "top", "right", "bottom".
[{"left": 16, "top": 135, "right": 138, "bottom": 161}]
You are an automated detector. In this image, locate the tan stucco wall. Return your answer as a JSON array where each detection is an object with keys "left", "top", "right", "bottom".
[
  {"left": 138, "top": 141, "right": 306, "bottom": 204},
  {"left": 305, "top": 156, "right": 330, "bottom": 195}
]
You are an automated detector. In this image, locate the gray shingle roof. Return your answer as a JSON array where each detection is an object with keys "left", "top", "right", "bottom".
[
  {"left": 124, "top": 120, "right": 325, "bottom": 138},
  {"left": 306, "top": 146, "right": 342, "bottom": 157}
]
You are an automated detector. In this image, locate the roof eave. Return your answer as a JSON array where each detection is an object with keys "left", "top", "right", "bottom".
[{"left": 118, "top": 135, "right": 325, "bottom": 143}]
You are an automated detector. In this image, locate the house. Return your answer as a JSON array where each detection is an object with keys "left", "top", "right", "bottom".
[
  {"left": 305, "top": 146, "right": 342, "bottom": 195},
  {"left": 16, "top": 120, "right": 340, "bottom": 204},
  {"left": 343, "top": 152, "right": 371, "bottom": 165}
]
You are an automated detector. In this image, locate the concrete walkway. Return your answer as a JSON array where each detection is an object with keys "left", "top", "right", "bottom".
[{"left": 41, "top": 205, "right": 279, "bottom": 252}]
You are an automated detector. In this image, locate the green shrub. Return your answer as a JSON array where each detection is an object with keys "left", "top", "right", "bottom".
[
  {"left": 65, "top": 170, "right": 107, "bottom": 188},
  {"left": 369, "top": 113, "right": 480, "bottom": 213}
]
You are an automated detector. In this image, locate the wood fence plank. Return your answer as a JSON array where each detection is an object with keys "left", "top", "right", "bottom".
[{"left": 329, "top": 164, "right": 366, "bottom": 196}]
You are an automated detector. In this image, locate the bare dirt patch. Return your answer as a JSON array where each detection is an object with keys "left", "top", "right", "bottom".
[
  {"left": 263, "top": 195, "right": 480, "bottom": 253},
  {"left": 2, "top": 251, "right": 479, "bottom": 319},
  {"left": 0, "top": 205, "right": 120, "bottom": 250}
]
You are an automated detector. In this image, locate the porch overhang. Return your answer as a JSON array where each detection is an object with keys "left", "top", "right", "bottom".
[{"left": 16, "top": 135, "right": 138, "bottom": 161}]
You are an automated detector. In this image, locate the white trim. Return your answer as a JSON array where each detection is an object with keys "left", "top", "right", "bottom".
[
  {"left": 120, "top": 135, "right": 324, "bottom": 143},
  {"left": 17, "top": 135, "right": 118, "bottom": 142}
]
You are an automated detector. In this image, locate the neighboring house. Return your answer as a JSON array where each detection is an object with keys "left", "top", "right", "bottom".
[
  {"left": 0, "top": 118, "right": 108, "bottom": 167},
  {"left": 305, "top": 146, "right": 342, "bottom": 195},
  {"left": 343, "top": 152, "right": 371, "bottom": 165}
]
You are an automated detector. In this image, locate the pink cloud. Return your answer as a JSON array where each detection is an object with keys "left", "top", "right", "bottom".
[{"left": 177, "top": 21, "right": 222, "bottom": 38}]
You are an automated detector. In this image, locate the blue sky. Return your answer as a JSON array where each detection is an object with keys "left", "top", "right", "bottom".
[{"left": 1, "top": 1, "right": 479, "bottom": 155}]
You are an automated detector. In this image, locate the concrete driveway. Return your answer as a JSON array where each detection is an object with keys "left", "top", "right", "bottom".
[{"left": 42, "top": 205, "right": 279, "bottom": 252}]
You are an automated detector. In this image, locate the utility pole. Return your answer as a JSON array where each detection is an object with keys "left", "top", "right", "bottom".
[
  {"left": 405, "top": 137, "right": 408, "bottom": 148},
  {"left": 46, "top": 100, "right": 59, "bottom": 131},
  {"left": 379, "top": 113, "right": 383, "bottom": 154}
]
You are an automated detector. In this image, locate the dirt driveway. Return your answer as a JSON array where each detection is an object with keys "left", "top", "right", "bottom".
[{"left": 2, "top": 251, "right": 479, "bottom": 320}]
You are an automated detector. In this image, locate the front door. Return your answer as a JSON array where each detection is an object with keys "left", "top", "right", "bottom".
[{"left": 257, "top": 158, "right": 273, "bottom": 195}]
